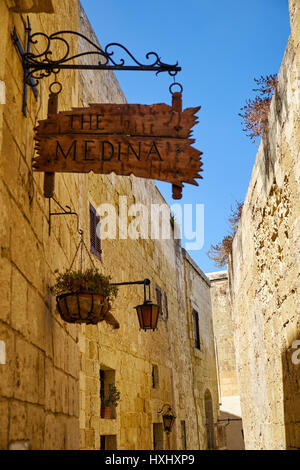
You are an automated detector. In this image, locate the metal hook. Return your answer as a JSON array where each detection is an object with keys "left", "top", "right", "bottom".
[
  {"left": 169, "top": 82, "right": 183, "bottom": 95},
  {"left": 49, "top": 70, "right": 63, "bottom": 95},
  {"left": 49, "top": 81, "right": 63, "bottom": 95}
]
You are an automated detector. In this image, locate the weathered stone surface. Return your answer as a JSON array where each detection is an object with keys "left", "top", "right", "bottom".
[
  {"left": 25, "top": 404, "right": 45, "bottom": 450},
  {"left": 0, "top": 0, "right": 219, "bottom": 451},
  {"left": 182, "top": 251, "right": 219, "bottom": 449},
  {"left": 0, "top": 81, "right": 5, "bottom": 105},
  {"left": 0, "top": 324, "right": 15, "bottom": 398},
  {"left": 229, "top": 0, "right": 300, "bottom": 450},
  {"left": 9, "top": 400, "right": 27, "bottom": 443},
  {"left": 207, "top": 271, "right": 244, "bottom": 450},
  {"left": 76, "top": 3, "right": 220, "bottom": 451},
  {"left": 6, "top": 0, "right": 54, "bottom": 13},
  {"left": 0, "top": 399, "right": 9, "bottom": 449},
  {"left": 0, "top": 0, "right": 80, "bottom": 450}
]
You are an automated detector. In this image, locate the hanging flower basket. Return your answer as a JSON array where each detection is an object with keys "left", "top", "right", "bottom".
[
  {"left": 56, "top": 292, "right": 111, "bottom": 325},
  {"left": 52, "top": 268, "right": 119, "bottom": 327}
]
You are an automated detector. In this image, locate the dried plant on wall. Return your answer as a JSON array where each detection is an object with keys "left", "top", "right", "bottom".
[
  {"left": 239, "top": 74, "right": 278, "bottom": 143},
  {"left": 207, "top": 201, "right": 243, "bottom": 268}
]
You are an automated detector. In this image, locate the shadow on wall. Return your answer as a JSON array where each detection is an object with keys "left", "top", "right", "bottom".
[
  {"left": 282, "top": 333, "right": 300, "bottom": 450},
  {"left": 204, "top": 389, "right": 216, "bottom": 450},
  {"left": 217, "top": 410, "right": 245, "bottom": 450}
]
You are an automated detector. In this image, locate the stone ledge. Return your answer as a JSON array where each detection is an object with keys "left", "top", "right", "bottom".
[
  {"left": 206, "top": 271, "right": 228, "bottom": 282},
  {"left": 182, "top": 248, "right": 211, "bottom": 286},
  {"left": 6, "top": 0, "right": 54, "bottom": 13}
]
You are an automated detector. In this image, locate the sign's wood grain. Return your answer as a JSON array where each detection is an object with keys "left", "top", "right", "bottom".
[
  {"left": 33, "top": 135, "right": 203, "bottom": 186},
  {"left": 34, "top": 97, "right": 203, "bottom": 195},
  {"left": 36, "top": 103, "right": 200, "bottom": 139}
]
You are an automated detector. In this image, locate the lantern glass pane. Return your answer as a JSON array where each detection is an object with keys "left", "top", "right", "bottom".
[
  {"left": 163, "top": 413, "right": 176, "bottom": 433},
  {"left": 135, "top": 306, "right": 143, "bottom": 329},
  {"left": 151, "top": 305, "right": 159, "bottom": 328},
  {"left": 135, "top": 303, "right": 160, "bottom": 330},
  {"left": 142, "top": 304, "right": 152, "bottom": 328},
  {"left": 163, "top": 415, "right": 173, "bottom": 432}
]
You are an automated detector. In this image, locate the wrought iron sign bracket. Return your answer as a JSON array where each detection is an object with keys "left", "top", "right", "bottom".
[
  {"left": 12, "top": 18, "right": 38, "bottom": 116},
  {"left": 12, "top": 16, "right": 181, "bottom": 116},
  {"left": 48, "top": 196, "right": 80, "bottom": 237}
]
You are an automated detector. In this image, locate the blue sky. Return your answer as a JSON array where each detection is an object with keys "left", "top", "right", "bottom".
[{"left": 81, "top": 0, "right": 291, "bottom": 273}]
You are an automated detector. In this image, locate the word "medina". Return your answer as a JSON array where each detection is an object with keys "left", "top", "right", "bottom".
[
  {"left": 55, "top": 138, "right": 164, "bottom": 162},
  {"left": 33, "top": 100, "right": 203, "bottom": 195}
]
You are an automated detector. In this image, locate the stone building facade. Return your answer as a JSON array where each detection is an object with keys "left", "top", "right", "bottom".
[
  {"left": 182, "top": 251, "right": 219, "bottom": 450},
  {"left": 207, "top": 271, "right": 244, "bottom": 450},
  {"left": 229, "top": 0, "right": 300, "bottom": 450},
  {"left": 0, "top": 0, "right": 219, "bottom": 450}
]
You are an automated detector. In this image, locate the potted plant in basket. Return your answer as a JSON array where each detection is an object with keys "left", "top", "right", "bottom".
[
  {"left": 52, "top": 268, "right": 119, "bottom": 326},
  {"left": 101, "top": 384, "right": 121, "bottom": 419}
]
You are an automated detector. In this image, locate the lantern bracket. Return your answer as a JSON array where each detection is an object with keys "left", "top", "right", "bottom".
[
  {"left": 111, "top": 279, "right": 150, "bottom": 286},
  {"left": 111, "top": 279, "right": 159, "bottom": 331},
  {"left": 12, "top": 16, "right": 181, "bottom": 116},
  {"left": 111, "top": 279, "right": 151, "bottom": 302}
]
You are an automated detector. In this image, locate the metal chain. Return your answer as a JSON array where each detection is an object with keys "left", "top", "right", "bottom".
[
  {"left": 68, "top": 235, "right": 83, "bottom": 272},
  {"left": 81, "top": 236, "right": 97, "bottom": 270},
  {"left": 68, "top": 231, "right": 97, "bottom": 272}
]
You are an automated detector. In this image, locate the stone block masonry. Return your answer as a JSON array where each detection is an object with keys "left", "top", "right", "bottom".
[
  {"left": 207, "top": 271, "right": 244, "bottom": 450},
  {"left": 229, "top": 0, "right": 300, "bottom": 450},
  {"left": 0, "top": 0, "right": 81, "bottom": 450},
  {"left": 6, "top": 1, "right": 54, "bottom": 13},
  {"left": 0, "top": 0, "right": 220, "bottom": 450}
]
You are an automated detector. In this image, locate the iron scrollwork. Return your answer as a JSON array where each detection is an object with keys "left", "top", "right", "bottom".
[
  {"left": 12, "top": 17, "right": 181, "bottom": 115},
  {"left": 22, "top": 28, "right": 181, "bottom": 87}
]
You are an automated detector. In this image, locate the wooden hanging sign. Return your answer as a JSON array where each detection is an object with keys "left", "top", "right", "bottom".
[{"left": 33, "top": 93, "right": 203, "bottom": 196}]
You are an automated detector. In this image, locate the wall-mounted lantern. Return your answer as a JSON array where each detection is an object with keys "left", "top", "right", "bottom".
[
  {"left": 158, "top": 404, "right": 177, "bottom": 434},
  {"left": 111, "top": 279, "right": 159, "bottom": 331}
]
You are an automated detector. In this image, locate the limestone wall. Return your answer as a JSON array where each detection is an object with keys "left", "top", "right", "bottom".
[
  {"left": 207, "top": 271, "right": 244, "bottom": 450},
  {"left": 76, "top": 4, "right": 220, "bottom": 450},
  {"left": 229, "top": 0, "right": 300, "bottom": 450},
  {"left": 208, "top": 272, "right": 238, "bottom": 398},
  {"left": 0, "top": 0, "right": 219, "bottom": 450},
  {"left": 0, "top": 0, "right": 81, "bottom": 450},
  {"left": 182, "top": 251, "right": 219, "bottom": 449},
  {"left": 5, "top": 0, "right": 54, "bottom": 13}
]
